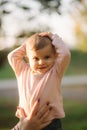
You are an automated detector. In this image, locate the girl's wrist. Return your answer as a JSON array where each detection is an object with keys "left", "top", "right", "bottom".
[
  {"left": 51, "top": 34, "right": 55, "bottom": 41},
  {"left": 52, "top": 34, "right": 63, "bottom": 46}
]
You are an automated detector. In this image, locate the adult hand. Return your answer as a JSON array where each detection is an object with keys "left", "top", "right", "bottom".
[
  {"left": 21, "top": 101, "right": 52, "bottom": 130},
  {"left": 12, "top": 101, "right": 52, "bottom": 130}
]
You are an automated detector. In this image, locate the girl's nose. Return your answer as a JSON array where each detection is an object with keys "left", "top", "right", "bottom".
[{"left": 39, "top": 59, "right": 44, "bottom": 65}]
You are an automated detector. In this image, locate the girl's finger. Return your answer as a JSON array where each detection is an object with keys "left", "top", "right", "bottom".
[
  {"left": 39, "top": 32, "right": 53, "bottom": 38},
  {"left": 15, "top": 107, "right": 27, "bottom": 119}
]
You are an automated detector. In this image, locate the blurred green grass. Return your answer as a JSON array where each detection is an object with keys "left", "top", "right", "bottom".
[
  {"left": 0, "top": 99, "right": 87, "bottom": 130},
  {"left": 66, "top": 50, "right": 87, "bottom": 75},
  {"left": 0, "top": 98, "right": 18, "bottom": 130},
  {"left": 62, "top": 100, "right": 87, "bottom": 130},
  {"left": 0, "top": 63, "right": 15, "bottom": 79}
]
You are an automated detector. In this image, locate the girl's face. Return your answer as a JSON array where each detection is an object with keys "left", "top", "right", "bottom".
[{"left": 27, "top": 44, "right": 57, "bottom": 74}]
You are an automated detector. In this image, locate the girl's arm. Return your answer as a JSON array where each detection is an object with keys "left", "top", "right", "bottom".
[
  {"left": 7, "top": 44, "right": 28, "bottom": 77},
  {"left": 52, "top": 34, "right": 71, "bottom": 78},
  {"left": 39, "top": 32, "right": 71, "bottom": 78}
]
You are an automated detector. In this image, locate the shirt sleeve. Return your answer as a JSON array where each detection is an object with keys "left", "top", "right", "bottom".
[
  {"left": 7, "top": 44, "right": 29, "bottom": 77},
  {"left": 52, "top": 34, "right": 71, "bottom": 78}
]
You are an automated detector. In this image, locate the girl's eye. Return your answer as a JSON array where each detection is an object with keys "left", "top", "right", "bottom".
[
  {"left": 33, "top": 57, "right": 39, "bottom": 61},
  {"left": 45, "top": 56, "right": 50, "bottom": 59}
]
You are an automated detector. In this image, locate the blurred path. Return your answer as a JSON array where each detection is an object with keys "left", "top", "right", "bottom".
[{"left": 0, "top": 75, "right": 87, "bottom": 100}]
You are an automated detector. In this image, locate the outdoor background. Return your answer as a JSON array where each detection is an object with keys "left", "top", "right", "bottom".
[{"left": 0, "top": 0, "right": 87, "bottom": 130}]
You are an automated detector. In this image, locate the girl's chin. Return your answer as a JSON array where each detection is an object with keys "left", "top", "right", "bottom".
[
  {"left": 32, "top": 67, "right": 50, "bottom": 74},
  {"left": 37, "top": 68, "right": 50, "bottom": 74}
]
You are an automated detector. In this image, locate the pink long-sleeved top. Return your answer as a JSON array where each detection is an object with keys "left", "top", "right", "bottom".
[{"left": 8, "top": 34, "right": 71, "bottom": 120}]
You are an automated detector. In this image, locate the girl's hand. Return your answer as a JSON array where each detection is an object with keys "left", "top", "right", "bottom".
[{"left": 39, "top": 32, "right": 53, "bottom": 40}]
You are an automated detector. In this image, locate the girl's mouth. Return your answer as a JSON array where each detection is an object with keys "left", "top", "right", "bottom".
[{"left": 38, "top": 66, "right": 47, "bottom": 70}]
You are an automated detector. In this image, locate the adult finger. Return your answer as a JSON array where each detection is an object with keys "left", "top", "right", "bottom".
[
  {"left": 36, "top": 102, "right": 50, "bottom": 119},
  {"left": 40, "top": 120, "right": 52, "bottom": 129},
  {"left": 40, "top": 107, "right": 52, "bottom": 122},
  {"left": 27, "top": 99, "right": 40, "bottom": 119}
]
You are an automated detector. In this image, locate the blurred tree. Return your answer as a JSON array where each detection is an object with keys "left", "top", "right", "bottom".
[
  {"left": 69, "top": 0, "right": 87, "bottom": 52},
  {"left": 0, "top": 0, "right": 61, "bottom": 37},
  {"left": 0, "top": 0, "right": 11, "bottom": 36},
  {"left": 0, "top": 0, "right": 87, "bottom": 52}
]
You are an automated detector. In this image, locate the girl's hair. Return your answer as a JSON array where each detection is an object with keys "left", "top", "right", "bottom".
[{"left": 26, "top": 33, "right": 56, "bottom": 53}]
